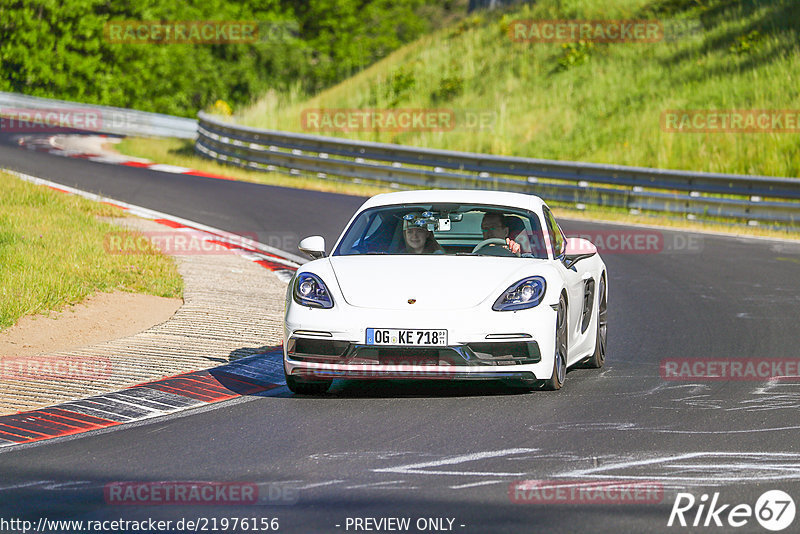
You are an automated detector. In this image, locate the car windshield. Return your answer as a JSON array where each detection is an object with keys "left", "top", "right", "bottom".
[{"left": 333, "top": 203, "right": 548, "bottom": 258}]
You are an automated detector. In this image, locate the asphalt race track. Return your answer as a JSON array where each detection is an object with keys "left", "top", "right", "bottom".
[{"left": 2, "top": 133, "right": 800, "bottom": 533}]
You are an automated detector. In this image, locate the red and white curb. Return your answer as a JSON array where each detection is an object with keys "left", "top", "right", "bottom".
[
  {"left": 0, "top": 169, "right": 306, "bottom": 448},
  {"left": 17, "top": 134, "right": 240, "bottom": 182},
  {"left": 0, "top": 350, "right": 287, "bottom": 448}
]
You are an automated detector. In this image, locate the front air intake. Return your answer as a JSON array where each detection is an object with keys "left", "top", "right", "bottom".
[
  {"left": 467, "top": 342, "right": 541, "bottom": 364},
  {"left": 290, "top": 338, "right": 349, "bottom": 357}
]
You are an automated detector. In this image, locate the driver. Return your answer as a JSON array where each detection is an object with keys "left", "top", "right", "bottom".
[{"left": 480, "top": 213, "right": 521, "bottom": 255}]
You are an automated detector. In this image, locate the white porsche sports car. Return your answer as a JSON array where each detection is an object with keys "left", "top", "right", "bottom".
[{"left": 283, "top": 190, "right": 607, "bottom": 394}]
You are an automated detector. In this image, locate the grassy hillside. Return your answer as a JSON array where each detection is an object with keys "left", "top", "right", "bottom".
[{"left": 237, "top": 0, "right": 800, "bottom": 178}]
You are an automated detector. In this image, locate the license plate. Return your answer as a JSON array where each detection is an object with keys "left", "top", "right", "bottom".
[{"left": 366, "top": 328, "right": 447, "bottom": 346}]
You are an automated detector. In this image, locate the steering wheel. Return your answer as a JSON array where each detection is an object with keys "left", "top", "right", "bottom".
[{"left": 472, "top": 238, "right": 515, "bottom": 256}]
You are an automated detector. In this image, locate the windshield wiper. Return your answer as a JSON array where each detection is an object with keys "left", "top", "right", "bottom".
[{"left": 365, "top": 251, "right": 388, "bottom": 255}]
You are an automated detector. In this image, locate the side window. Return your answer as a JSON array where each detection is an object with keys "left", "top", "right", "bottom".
[
  {"left": 362, "top": 212, "right": 385, "bottom": 242},
  {"left": 335, "top": 209, "right": 393, "bottom": 255},
  {"left": 525, "top": 214, "right": 548, "bottom": 259},
  {"left": 543, "top": 207, "right": 565, "bottom": 258}
]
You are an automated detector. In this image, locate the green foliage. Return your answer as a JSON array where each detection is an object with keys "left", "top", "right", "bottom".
[
  {"left": 449, "top": 14, "right": 483, "bottom": 38},
  {"left": 729, "top": 30, "right": 762, "bottom": 55},
  {"left": 497, "top": 14, "right": 514, "bottom": 37},
  {"left": 557, "top": 41, "right": 594, "bottom": 70},
  {"left": 0, "top": 0, "right": 462, "bottom": 117},
  {"left": 432, "top": 75, "right": 464, "bottom": 102},
  {"left": 280, "top": 0, "right": 460, "bottom": 93},
  {"left": 385, "top": 67, "right": 417, "bottom": 107},
  {"left": 647, "top": 0, "right": 716, "bottom": 16},
  {"left": 207, "top": 99, "right": 233, "bottom": 116}
]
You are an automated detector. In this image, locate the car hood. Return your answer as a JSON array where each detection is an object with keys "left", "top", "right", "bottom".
[{"left": 327, "top": 255, "right": 539, "bottom": 310}]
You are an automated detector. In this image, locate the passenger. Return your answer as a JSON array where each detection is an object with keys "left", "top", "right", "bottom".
[
  {"left": 480, "top": 212, "right": 522, "bottom": 255},
  {"left": 403, "top": 218, "right": 444, "bottom": 254}
]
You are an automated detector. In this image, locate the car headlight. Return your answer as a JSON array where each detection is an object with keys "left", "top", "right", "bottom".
[
  {"left": 493, "top": 276, "right": 546, "bottom": 311},
  {"left": 293, "top": 273, "right": 334, "bottom": 309}
]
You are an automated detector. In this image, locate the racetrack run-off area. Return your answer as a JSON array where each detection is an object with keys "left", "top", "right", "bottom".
[{"left": 1, "top": 130, "right": 800, "bottom": 532}]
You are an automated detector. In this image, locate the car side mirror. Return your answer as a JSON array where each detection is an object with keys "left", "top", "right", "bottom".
[
  {"left": 563, "top": 237, "right": 597, "bottom": 270},
  {"left": 298, "top": 235, "right": 326, "bottom": 260}
]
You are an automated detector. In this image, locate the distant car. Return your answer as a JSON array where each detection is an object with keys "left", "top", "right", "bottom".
[{"left": 283, "top": 190, "right": 607, "bottom": 394}]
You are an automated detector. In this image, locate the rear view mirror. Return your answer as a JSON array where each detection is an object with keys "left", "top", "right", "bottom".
[
  {"left": 298, "top": 235, "right": 326, "bottom": 259},
  {"left": 563, "top": 237, "right": 597, "bottom": 269}
]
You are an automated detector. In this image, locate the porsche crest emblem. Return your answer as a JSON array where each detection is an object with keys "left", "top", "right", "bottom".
[{"left": 408, "top": 298, "right": 416, "bottom": 304}]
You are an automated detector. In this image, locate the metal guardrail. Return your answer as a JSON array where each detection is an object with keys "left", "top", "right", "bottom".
[
  {"left": 0, "top": 92, "right": 196, "bottom": 139},
  {"left": 196, "top": 112, "right": 800, "bottom": 227},
  {"left": 2, "top": 92, "right": 796, "bottom": 227}
]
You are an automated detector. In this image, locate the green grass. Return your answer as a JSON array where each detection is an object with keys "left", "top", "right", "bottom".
[
  {"left": 235, "top": 0, "right": 800, "bottom": 178},
  {"left": 0, "top": 172, "right": 183, "bottom": 330}
]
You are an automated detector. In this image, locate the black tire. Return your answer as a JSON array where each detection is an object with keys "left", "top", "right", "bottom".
[
  {"left": 503, "top": 376, "right": 540, "bottom": 392},
  {"left": 541, "top": 295, "right": 567, "bottom": 391},
  {"left": 582, "top": 275, "right": 607, "bottom": 369},
  {"left": 285, "top": 372, "right": 331, "bottom": 395}
]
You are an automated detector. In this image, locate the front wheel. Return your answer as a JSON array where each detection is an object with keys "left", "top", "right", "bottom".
[
  {"left": 580, "top": 275, "right": 607, "bottom": 369},
  {"left": 541, "top": 295, "right": 567, "bottom": 391},
  {"left": 285, "top": 371, "right": 331, "bottom": 395}
]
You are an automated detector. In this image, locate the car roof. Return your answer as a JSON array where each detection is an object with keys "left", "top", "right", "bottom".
[{"left": 358, "top": 190, "right": 546, "bottom": 212}]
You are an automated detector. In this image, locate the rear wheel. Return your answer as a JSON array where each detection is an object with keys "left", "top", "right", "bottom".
[
  {"left": 285, "top": 371, "right": 331, "bottom": 395},
  {"left": 582, "top": 275, "right": 607, "bottom": 369},
  {"left": 541, "top": 295, "right": 567, "bottom": 391}
]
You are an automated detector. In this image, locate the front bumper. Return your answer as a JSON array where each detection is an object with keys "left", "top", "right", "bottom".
[{"left": 284, "top": 302, "right": 558, "bottom": 382}]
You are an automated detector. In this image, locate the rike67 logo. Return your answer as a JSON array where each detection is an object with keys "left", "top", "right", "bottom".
[{"left": 668, "top": 490, "right": 795, "bottom": 531}]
